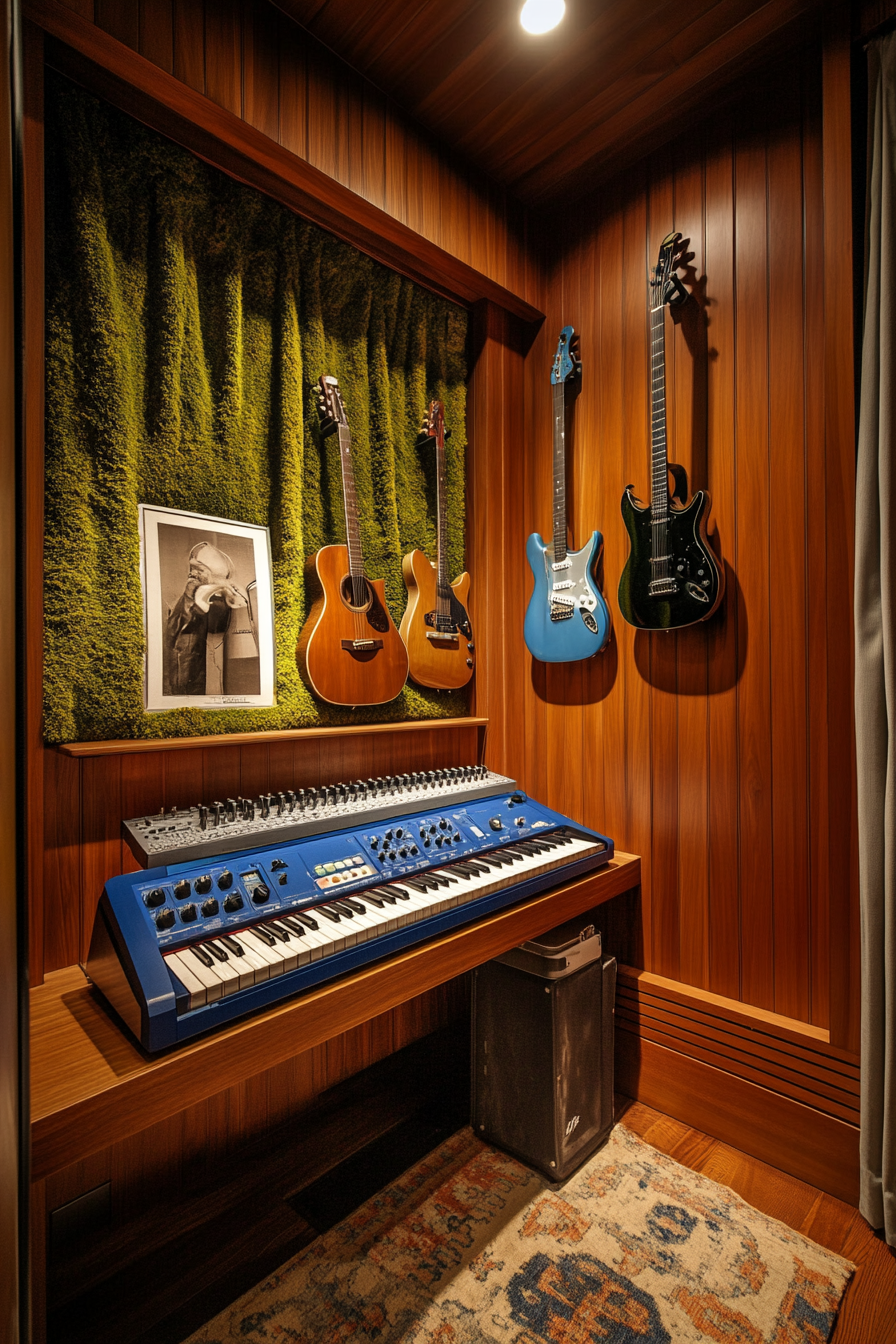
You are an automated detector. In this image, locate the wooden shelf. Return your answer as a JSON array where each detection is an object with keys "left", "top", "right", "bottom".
[
  {"left": 57, "top": 717, "right": 489, "bottom": 758},
  {"left": 30, "top": 853, "right": 640, "bottom": 1180}
]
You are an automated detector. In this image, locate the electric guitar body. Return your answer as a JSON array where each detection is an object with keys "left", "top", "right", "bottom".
[
  {"left": 400, "top": 550, "right": 473, "bottom": 690},
  {"left": 618, "top": 485, "right": 723, "bottom": 631},
  {"left": 296, "top": 375, "right": 408, "bottom": 706},
  {"left": 400, "top": 401, "right": 475, "bottom": 690},
  {"left": 523, "top": 325, "right": 611, "bottom": 664},
  {"left": 524, "top": 530, "right": 610, "bottom": 663}
]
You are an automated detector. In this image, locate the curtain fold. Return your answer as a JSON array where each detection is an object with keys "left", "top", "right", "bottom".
[
  {"left": 855, "top": 29, "right": 896, "bottom": 1246},
  {"left": 43, "top": 74, "right": 469, "bottom": 742}
]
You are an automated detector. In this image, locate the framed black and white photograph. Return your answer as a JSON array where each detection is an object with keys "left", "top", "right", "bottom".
[{"left": 139, "top": 505, "right": 276, "bottom": 712}]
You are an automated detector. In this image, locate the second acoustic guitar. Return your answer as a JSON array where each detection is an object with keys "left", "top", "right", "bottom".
[{"left": 400, "top": 400, "right": 475, "bottom": 690}]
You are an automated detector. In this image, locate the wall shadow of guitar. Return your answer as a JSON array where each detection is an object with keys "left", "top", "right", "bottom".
[{"left": 633, "top": 558, "right": 746, "bottom": 694}]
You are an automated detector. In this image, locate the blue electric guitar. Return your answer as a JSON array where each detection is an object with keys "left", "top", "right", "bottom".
[{"left": 524, "top": 326, "right": 611, "bottom": 663}]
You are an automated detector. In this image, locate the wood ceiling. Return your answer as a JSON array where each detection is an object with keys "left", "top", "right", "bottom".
[{"left": 275, "top": 0, "right": 825, "bottom": 205}]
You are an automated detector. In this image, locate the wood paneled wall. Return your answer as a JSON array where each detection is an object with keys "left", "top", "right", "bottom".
[
  {"left": 50, "top": 0, "right": 534, "bottom": 303},
  {"left": 476, "top": 36, "right": 860, "bottom": 1063}
]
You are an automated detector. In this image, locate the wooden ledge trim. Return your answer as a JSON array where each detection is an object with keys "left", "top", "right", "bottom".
[
  {"left": 618, "top": 965, "right": 848, "bottom": 1051},
  {"left": 56, "top": 717, "right": 489, "bottom": 758},
  {"left": 24, "top": 0, "right": 544, "bottom": 326}
]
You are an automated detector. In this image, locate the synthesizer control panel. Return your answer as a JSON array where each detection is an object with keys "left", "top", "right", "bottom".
[
  {"left": 137, "top": 793, "right": 554, "bottom": 952},
  {"left": 124, "top": 765, "right": 514, "bottom": 869},
  {"left": 88, "top": 787, "right": 614, "bottom": 1052}
]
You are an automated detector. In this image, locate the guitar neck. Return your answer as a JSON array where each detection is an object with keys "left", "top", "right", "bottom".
[
  {"left": 337, "top": 423, "right": 366, "bottom": 597},
  {"left": 551, "top": 381, "right": 568, "bottom": 559},
  {"left": 433, "top": 427, "right": 452, "bottom": 614},
  {"left": 649, "top": 300, "right": 669, "bottom": 541}
]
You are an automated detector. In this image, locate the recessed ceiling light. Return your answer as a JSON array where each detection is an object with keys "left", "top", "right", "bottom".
[{"left": 520, "top": 0, "right": 566, "bottom": 35}]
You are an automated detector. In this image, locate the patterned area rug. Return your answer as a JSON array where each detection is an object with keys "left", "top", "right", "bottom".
[{"left": 183, "top": 1123, "right": 855, "bottom": 1343}]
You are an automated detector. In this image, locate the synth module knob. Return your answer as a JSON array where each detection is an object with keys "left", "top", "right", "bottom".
[
  {"left": 179, "top": 904, "right": 198, "bottom": 923},
  {"left": 201, "top": 898, "right": 220, "bottom": 917},
  {"left": 174, "top": 879, "right": 191, "bottom": 901},
  {"left": 194, "top": 875, "right": 212, "bottom": 895},
  {"left": 144, "top": 888, "right": 166, "bottom": 908},
  {"left": 489, "top": 817, "right": 504, "bottom": 831},
  {"left": 252, "top": 884, "right": 271, "bottom": 904},
  {"left": 154, "top": 908, "right": 176, "bottom": 930},
  {"left": 217, "top": 871, "right": 233, "bottom": 889},
  {"left": 223, "top": 894, "right": 244, "bottom": 913}
]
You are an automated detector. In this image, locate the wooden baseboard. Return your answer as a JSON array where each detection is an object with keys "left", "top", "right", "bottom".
[{"left": 617, "top": 1029, "right": 859, "bottom": 1205}]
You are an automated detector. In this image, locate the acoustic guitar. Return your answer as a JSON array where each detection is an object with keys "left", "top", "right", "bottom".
[
  {"left": 400, "top": 400, "right": 474, "bottom": 690},
  {"left": 296, "top": 375, "right": 409, "bottom": 705},
  {"left": 524, "top": 326, "right": 612, "bottom": 663},
  {"left": 618, "top": 232, "right": 724, "bottom": 631}
]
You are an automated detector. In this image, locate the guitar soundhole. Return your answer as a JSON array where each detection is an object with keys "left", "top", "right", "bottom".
[{"left": 339, "top": 574, "right": 372, "bottom": 614}]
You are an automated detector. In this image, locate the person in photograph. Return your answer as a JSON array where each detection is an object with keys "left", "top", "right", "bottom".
[{"left": 163, "top": 541, "right": 260, "bottom": 696}]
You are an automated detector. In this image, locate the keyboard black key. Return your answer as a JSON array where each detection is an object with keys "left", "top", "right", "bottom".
[
  {"left": 249, "top": 926, "right": 277, "bottom": 947},
  {"left": 316, "top": 906, "right": 342, "bottom": 923},
  {"left": 219, "top": 936, "right": 244, "bottom": 957},
  {"left": 340, "top": 897, "right": 367, "bottom": 914},
  {"left": 206, "top": 942, "right": 229, "bottom": 962},
  {"left": 275, "top": 917, "right": 306, "bottom": 938},
  {"left": 190, "top": 945, "right": 215, "bottom": 968},
  {"left": 290, "top": 912, "right": 320, "bottom": 930},
  {"left": 262, "top": 921, "right": 291, "bottom": 942},
  {"left": 377, "top": 885, "right": 411, "bottom": 901}
]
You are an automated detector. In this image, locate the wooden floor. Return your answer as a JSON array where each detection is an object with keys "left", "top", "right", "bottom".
[
  {"left": 620, "top": 1099, "right": 896, "bottom": 1344},
  {"left": 48, "top": 1044, "right": 895, "bottom": 1344}
]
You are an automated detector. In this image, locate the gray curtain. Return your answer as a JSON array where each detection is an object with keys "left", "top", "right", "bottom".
[{"left": 856, "top": 29, "right": 896, "bottom": 1247}]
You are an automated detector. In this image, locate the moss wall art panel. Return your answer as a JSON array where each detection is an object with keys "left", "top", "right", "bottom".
[{"left": 43, "top": 74, "right": 469, "bottom": 743}]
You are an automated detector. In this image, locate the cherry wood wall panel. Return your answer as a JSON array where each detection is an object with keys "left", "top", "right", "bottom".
[
  {"left": 480, "top": 40, "right": 859, "bottom": 1060},
  {"left": 49, "top": 0, "right": 534, "bottom": 303}
]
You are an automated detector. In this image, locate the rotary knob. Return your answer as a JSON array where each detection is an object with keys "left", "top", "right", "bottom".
[
  {"left": 251, "top": 884, "right": 271, "bottom": 904},
  {"left": 144, "top": 888, "right": 166, "bottom": 908},
  {"left": 194, "top": 874, "right": 212, "bottom": 895},
  {"left": 174, "top": 879, "right": 191, "bottom": 901},
  {"left": 154, "top": 908, "right": 176, "bottom": 931},
  {"left": 217, "top": 870, "right": 233, "bottom": 890},
  {"left": 201, "top": 898, "right": 220, "bottom": 917}
]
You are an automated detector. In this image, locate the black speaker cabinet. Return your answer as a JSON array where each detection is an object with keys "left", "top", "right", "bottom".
[{"left": 471, "top": 915, "right": 616, "bottom": 1182}]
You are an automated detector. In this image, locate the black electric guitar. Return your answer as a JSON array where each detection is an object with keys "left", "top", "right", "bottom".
[{"left": 618, "top": 232, "right": 724, "bottom": 631}]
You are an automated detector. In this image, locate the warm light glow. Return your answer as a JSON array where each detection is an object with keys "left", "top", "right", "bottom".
[{"left": 520, "top": 0, "right": 566, "bottom": 35}]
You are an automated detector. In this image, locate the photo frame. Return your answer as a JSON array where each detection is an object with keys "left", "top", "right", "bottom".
[{"left": 139, "top": 505, "right": 276, "bottom": 712}]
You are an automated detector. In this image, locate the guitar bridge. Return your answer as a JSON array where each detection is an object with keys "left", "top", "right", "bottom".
[
  {"left": 550, "top": 605, "right": 574, "bottom": 622},
  {"left": 648, "top": 578, "right": 678, "bottom": 597},
  {"left": 341, "top": 639, "right": 384, "bottom": 651},
  {"left": 425, "top": 631, "right": 459, "bottom": 643}
]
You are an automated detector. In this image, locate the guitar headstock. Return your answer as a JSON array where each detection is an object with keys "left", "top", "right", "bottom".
[
  {"left": 551, "top": 325, "right": 581, "bottom": 386},
  {"left": 416, "top": 399, "right": 448, "bottom": 449},
  {"left": 650, "top": 232, "right": 688, "bottom": 311},
  {"left": 315, "top": 374, "right": 348, "bottom": 437}
]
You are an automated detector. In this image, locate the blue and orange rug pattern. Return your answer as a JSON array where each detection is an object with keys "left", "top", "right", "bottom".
[{"left": 182, "top": 1123, "right": 854, "bottom": 1343}]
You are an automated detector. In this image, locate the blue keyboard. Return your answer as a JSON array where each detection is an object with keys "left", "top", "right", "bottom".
[{"left": 86, "top": 788, "right": 613, "bottom": 1052}]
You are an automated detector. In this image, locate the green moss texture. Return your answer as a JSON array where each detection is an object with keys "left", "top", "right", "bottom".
[{"left": 44, "top": 75, "right": 469, "bottom": 743}]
